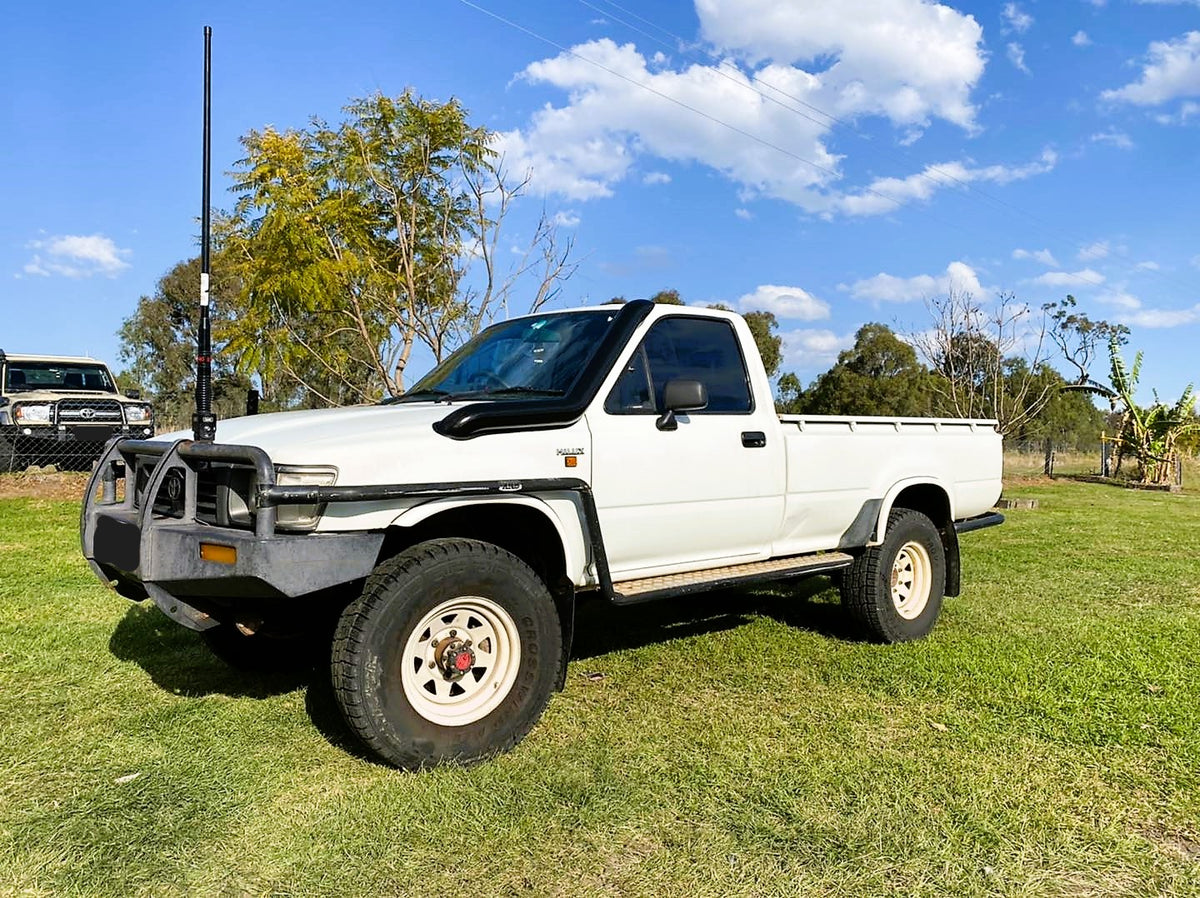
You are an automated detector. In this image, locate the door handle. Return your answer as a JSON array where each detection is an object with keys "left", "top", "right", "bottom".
[{"left": 741, "top": 431, "right": 766, "bottom": 448}]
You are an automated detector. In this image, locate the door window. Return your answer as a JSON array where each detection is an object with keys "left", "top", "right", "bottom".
[{"left": 605, "top": 317, "right": 753, "bottom": 414}]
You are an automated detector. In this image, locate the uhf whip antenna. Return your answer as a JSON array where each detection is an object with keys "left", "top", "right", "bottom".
[{"left": 192, "top": 24, "right": 217, "bottom": 442}]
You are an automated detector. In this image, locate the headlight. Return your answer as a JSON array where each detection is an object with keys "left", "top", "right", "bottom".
[
  {"left": 14, "top": 404, "right": 51, "bottom": 423},
  {"left": 125, "top": 404, "right": 153, "bottom": 423},
  {"left": 274, "top": 465, "right": 337, "bottom": 531}
]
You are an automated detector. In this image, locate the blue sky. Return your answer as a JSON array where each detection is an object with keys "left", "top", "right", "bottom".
[{"left": 3, "top": 0, "right": 1198, "bottom": 401}]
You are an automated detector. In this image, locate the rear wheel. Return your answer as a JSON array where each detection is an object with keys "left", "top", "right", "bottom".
[
  {"left": 331, "top": 538, "right": 562, "bottom": 769},
  {"left": 841, "top": 508, "right": 946, "bottom": 643}
]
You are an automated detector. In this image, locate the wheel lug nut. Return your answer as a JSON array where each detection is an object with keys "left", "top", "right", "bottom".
[
  {"left": 449, "top": 629, "right": 457, "bottom": 637},
  {"left": 431, "top": 638, "right": 438, "bottom": 647}
]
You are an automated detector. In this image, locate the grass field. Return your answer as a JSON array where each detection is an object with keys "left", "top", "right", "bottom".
[{"left": 1, "top": 477, "right": 1199, "bottom": 896}]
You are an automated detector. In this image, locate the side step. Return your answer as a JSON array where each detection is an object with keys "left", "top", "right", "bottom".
[{"left": 611, "top": 552, "right": 854, "bottom": 605}]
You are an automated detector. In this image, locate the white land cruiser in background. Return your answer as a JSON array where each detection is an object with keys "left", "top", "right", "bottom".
[
  {"left": 82, "top": 300, "right": 1003, "bottom": 769},
  {"left": 0, "top": 350, "right": 155, "bottom": 472}
]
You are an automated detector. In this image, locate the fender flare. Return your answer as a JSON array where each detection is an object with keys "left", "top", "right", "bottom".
[
  {"left": 387, "top": 493, "right": 589, "bottom": 585},
  {"left": 872, "top": 476, "right": 956, "bottom": 545}
]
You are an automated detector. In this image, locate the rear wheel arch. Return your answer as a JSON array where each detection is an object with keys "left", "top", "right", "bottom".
[{"left": 877, "top": 481, "right": 960, "bottom": 597}]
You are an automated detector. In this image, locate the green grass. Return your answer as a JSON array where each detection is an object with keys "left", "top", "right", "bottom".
[{"left": 2, "top": 483, "right": 1199, "bottom": 896}]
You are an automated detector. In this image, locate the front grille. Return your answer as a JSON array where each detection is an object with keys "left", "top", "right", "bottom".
[
  {"left": 57, "top": 398, "right": 124, "bottom": 424},
  {"left": 131, "top": 457, "right": 255, "bottom": 530}
]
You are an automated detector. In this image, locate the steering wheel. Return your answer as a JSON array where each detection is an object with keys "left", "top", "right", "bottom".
[{"left": 467, "top": 372, "right": 509, "bottom": 391}]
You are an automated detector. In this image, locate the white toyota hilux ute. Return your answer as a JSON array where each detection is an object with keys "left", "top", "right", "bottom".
[{"left": 82, "top": 300, "right": 1003, "bottom": 768}]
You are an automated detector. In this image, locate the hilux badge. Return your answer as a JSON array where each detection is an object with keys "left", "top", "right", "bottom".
[{"left": 556, "top": 447, "right": 585, "bottom": 456}]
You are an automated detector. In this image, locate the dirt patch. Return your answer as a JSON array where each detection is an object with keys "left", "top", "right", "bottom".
[
  {"left": 0, "top": 471, "right": 91, "bottom": 501},
  {"left": 1141, "top": 824, "right": 1200, "bottom": 864}
]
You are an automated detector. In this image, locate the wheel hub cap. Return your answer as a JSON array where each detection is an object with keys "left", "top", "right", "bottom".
[{"left": 437, "top": 638, "right": 477, "bottom": 680}]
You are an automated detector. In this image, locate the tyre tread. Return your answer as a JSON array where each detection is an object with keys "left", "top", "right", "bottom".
[{"left": 331, "top": 538, "right": 561, "bottom": 769}]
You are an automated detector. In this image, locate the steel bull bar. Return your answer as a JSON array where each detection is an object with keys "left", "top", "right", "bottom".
[
  {"left": 80, "top": 438, "right": 618, "bottom": 631},
  {"left": 80, "top": 437, "right": 384, "bottom": 631}
]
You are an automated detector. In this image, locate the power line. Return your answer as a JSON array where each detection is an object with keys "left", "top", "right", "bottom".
[
  {"left": 585, "top": 0, "right": 1198, "bottom": 298},
  {"left": 453, "top": 0, "right": 983, "bottom": 233},
  {"left": 455, "top": 0, "right": 1192, "bottom": 299}
]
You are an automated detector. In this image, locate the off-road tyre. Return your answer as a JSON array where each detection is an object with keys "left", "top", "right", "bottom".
[
  {"left": 331, "top": 538, "right": 562, "bottom": 769},
  {"left": 840, "top": 508, "right": 946, "bottom": 643}
]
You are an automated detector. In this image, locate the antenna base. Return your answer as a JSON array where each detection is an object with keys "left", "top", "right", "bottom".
[{"left": 192, "top": 411, "right": 217, "bottom": 443}]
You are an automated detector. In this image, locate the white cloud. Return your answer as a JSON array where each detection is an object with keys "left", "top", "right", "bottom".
[
  {"left": 835, "top": 149, "right": 1057, "bottom": 216},
  {"left": 1135, "top": 260, "right": 1160, "bottom": 271},
  {"left": 22, "top": 234, "right": 131, "bottom": 279},
  {"left": 1090, "top": 129, "right": 1134, "bottom": 149},
  {"left": 734, "top": 207, "right": 753, "bottom": 220},
  {"left": 552, "top": 210, "right": 581, "bottom": 227},
  {"left": 642, "top": 171, "right": 671, "bottom": 185},
  {"left": 1007, "top": 42, "right": 1030, "bottom": 74},
  {"left": 1002, "top": 3, "right": 1033, "bottom": 33},
  {"left": 1152, "top": 99, "right": 1200, "bottom": 124},
  {"left": 1101, "top": 31, "right": 1200, "bottom": 106},
  {"left": 499, "top": 1, "right": 989, "bottom": 211},
  {"left": 695, "top": 0, "right": 986, "bottom": 127},
  {"left": 1031, "top": 268, "right": 1105, "bottom": 287},
  {"left": 1078, "top": 240, "right": 1111, "bottom": 261},
  {"left": 1012, "top": 247, "right": 1060, "bottom": 267},
  {"left": 1072, "top": 31, "right": 1092, "bottom": 48},
  {"left": 1098, "top": 289, "right": 1142, "bottom": 310},
  {"left": 844, "top": 260, "right": 983, "bottom": 303},
  {"left": 737, "top": 284, "right": 831, "bottom": 320},
  {"left": 781, "top": 328, "right": 855, "bottom": 371},
  {"left": 1119, "top": 303, "right": 1200, "bottom": 328}
]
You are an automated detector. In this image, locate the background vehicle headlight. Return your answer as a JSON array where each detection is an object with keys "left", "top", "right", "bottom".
[
  {"left": 14, "top": 404, "right": 51, "bottom": 423},
  {"left": 274, "top": 465, "right": 337, "bottom": 531},
  {"left": 125, "top": 404, "right": 153, "bottom": 423}
]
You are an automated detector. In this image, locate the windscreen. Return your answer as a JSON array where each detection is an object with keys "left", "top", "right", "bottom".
[
  {"left": 4, "top": 361, "right": 117, "bottom": 393},
  {"left": 395, "top": 310, "right": 618, "bottom": 402}
]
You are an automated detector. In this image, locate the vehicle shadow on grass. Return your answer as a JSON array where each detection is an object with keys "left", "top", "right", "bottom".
[
  {"left": 107, "top": 576, "right": 861, "bottom": 762},
  {"left": 569, "top": 575, "right": 863, "bottom": 660},
  {"left": 109, "top": 602, "right": 378, "bottom": 761}
]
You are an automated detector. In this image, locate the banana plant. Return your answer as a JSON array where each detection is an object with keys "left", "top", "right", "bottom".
[{"left": 1063, "top": 335, "right": 1198, "bottom": 485}]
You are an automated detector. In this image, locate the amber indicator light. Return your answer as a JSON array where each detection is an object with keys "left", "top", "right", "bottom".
[
  {"left": 199, "top": 543, "right": 238, "bottom": 565},
  {"left": 564, "top": 456, "right": 578, "bottom": 468}
]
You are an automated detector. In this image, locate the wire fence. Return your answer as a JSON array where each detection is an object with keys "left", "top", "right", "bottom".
[{"left": 0, "top": 426, "right": 155, "bottom": 474}]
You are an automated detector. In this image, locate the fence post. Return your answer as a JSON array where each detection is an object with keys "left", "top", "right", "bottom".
[
  {"left": 1043, "top": 438, "right": 1055, "bottom": 477},
  {"left": 246, "top": 389, "right": 260, "bottom": 416},
  {"left": 1100, "top": 433, "right": 1110, "bottom": 477}
]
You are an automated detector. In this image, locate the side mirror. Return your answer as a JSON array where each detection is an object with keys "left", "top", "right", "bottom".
[
  {"left": 656, "top": 379, "right": 708, "bottom": 431},
  {"left": 126, "top": 390, "right": 141, "bottom": 400}
]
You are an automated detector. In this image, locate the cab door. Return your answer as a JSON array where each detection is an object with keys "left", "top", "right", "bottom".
[{"left": 587, "top": 315, "right": 785, "bottom": 579}]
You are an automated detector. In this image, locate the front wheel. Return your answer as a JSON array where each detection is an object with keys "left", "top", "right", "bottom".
[
  {"left": 840, "top": 508, "right": 946, "bottom": 643},
  {"left": 331, "top": 538, "right": 562, "bottom": 769}
]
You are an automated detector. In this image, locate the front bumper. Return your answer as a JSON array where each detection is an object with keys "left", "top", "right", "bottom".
[
  {"left": 2, "top": 422, "right": 155, "bottom": 447},
  {"left": 81, "top": 438, "right": 383, "bottom": 631}
]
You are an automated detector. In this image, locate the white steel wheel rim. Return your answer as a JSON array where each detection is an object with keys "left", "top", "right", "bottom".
[
  {"left": 400, "top": 596, "right": 522, "bottom": 727},
  {"left": 890, "top": 541, "right": 932, "bottom": 620}
]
